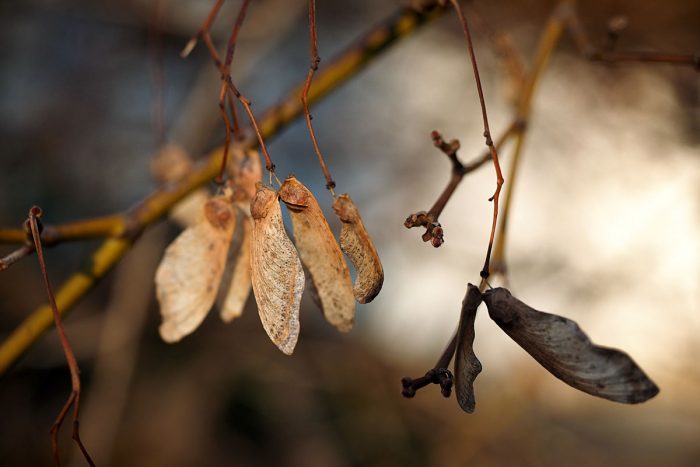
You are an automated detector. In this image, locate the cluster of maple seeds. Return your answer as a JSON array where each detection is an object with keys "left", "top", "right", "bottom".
[{"left": 152, "top": 144, "right": 383, "bottom": 355}]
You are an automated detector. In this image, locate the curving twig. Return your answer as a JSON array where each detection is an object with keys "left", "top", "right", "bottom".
[
  {"left": 302, "top": 0, "right": 336, "bottom": 193},
  {"left": 27, "top": 207, "right": 95, "bottom": 467},
  {"left": 445, "top": 0, "right": 504, "bottom": 278}
]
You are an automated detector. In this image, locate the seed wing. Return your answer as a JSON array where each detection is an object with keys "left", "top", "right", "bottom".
[
  {"left": 483, "top": 288, "right": 659, "bottom": 404},
  {"left": 155, "top": 195, "right": 236, "bottom": 342},
  {"left": 455, "top": 284, "right": 483, "bottom": 413},
  {"left": 279, "top": 176, "right": 355, "bottom": 332},
  {"left": 332, "top": 194, "right": 383, "bottom": 304},
  {"left": 219, "top": 213, "right": 253, "bottom": 322},
  {"left": 250, "top": 184, "right": 304, "bottom": 355}
]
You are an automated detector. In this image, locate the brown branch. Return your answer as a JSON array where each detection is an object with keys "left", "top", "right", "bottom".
[
  {"left": 562, "top": 2, "right": 699, "bottom": 70},
  {"left": 404, "top": 121, "right": 519, "bottom": 248},
  {"left": 180, "top": 0, "right": 225, "bottom": 60},
  {"left": 302, "top": 0, "right": 336, "bottom": 192},
  {"left": 463, "top": 1, "right": 527, "bottom": 101},
  {"left": 0, "top": 245, "right": 34, "bottom": 271},
  {"left": 0, "top": 214, "right": 127, "bottom": 245},
  {"left": 215, "top": 0, "right": 253, "bottom": 182},
  {"left": 27, "top": 207, "right": 95, "bottom": 467},
  {"left": 446, "top": 0, "right": 504, "bottom": 279},
  {"left": 181, "top": 0, "right": 255, "bottom": 183}
]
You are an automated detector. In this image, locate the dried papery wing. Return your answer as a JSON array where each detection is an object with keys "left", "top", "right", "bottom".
[
  {"left": 219, "top": 212, "right": 253, "bottom": 322},
  {"left": 250, "top": 183, "right": 304, "bottom": 355},
  {"left": 170, "top": 189, "right": 209, "bottom": 228},
  {"left": 279, "top": 176, "right": 355, "bottom": 332},
  {"left": 332, "top": 194, "right": 384, "bottom": 304},
  {"left": 482, "top": 288, "right": 659, "bottom": 404},
  {"left": 150, "top": 143, "right": 209, "bottom": 228},
  {"left": 455, "top": 284, "right": 483, "bottom": 413},
  {"left": 227, "top": 146, "right": 262, "bottom": 203},
  {"left": 155, "top": 193, "right": 237, "bottom": 343}
]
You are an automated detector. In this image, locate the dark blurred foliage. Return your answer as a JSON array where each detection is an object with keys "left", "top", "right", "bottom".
[{"left": 1, "top": 1, "right": 699, "bottom": 466}]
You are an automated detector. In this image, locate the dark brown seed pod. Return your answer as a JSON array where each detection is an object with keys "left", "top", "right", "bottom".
[
  {"left": 454, "top": 284, "right": 483, "bottom": 413},
  {"left": 332, "top": 194, "right": 384, "bottom": 304},
  {"left": 482, "top": 287, "right": 659, "bottom": 404}
]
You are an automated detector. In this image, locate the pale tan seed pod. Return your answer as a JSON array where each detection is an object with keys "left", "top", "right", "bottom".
[
  {"left": 250, "top": 183, "right": 304, "bottom": 355},
  {"left": 219, "top": 212, "right": 253, "bottom": 322},
  {"left": 150, "top": 143, "right": 208, "bottom": 228},
  {"left": 228, "top": 146, "right": 262, "bottom": 204},
  {"left": 155, "top": 192, "right": 236, "bottom": 343},
  {"left": 332, "top": 194, "right": 384, "bottom": 304},
  {"left": 279, "top": 176, "right": 355, "bottom": 332}
]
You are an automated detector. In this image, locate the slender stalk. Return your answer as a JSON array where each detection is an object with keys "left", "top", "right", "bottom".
[
  {"left": 28, "top": 207, "right": 95, "bottom": 467},
  {"left": 448, "top": 0, "right": 504, "bottom": 278},
  {"left": 302, "top": 0, "right": 336, "bottom": 192}
]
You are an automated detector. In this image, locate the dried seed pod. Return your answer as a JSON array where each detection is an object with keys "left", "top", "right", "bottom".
[
  {"left": 332, "top": 194, "right": 384, "bottom": 304},
  {"left": 455, "top": 284, "right": 483, "bottom": 413},
  {"left": 250, "top": 183, "right": 304, "bottom": 354},
  {"left": 150, "top": 143, "right": 208, "bottom": 227},
  {"left": 228, "top": 146, "right": 262, "bottom": 203},
  {"left": 219, "top": 212, "right": 253, "bottom": 322},
  {"left": 483, "top": 288, "right": 659, "bottom": 404},
  {"left": 216, "top": 148, "right": 262, "bottom": 321},
  {"left": 279, "top": 176, "right": 355, "bottom": 332},
  {"left": 155, "top": 193, "right": 236, "bottom": 343}
]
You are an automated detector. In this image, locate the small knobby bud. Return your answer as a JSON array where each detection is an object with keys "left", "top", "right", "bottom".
[{"left": 401, "top": 368, "right": 454, "bottom": 399}]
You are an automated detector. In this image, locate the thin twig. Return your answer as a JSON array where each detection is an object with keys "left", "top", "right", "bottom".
[
  {"left": 215, "top": 0, "right": 252, "bottom": 182},
  {"left": 180, "top": 0, "right": 225, "bottom": 60},
  {"left": 302, "top": 0, "right": 336, "bottom": 193},
  {"left": 447, "top": 0, "right": 504, "bottom": 279},
  {"left": 0, "top": 245, "right": 34, "bottom": 271},
  {"left": 27, "top": 207, "right": 95, "bottom": 467},
  {"left": 0, "top": 215, "right": 127, "bottom": 245},
  {"left": 184, "top": 0, "right": 278, "bottom": 181},
  {"left": 463, "top": 2, "right": 527, "bottom": 101},
  {"left": 562, "top": 2, "right": 699, "bottom": 70},
  {"left": 404, "top": 121, "right": 518, "bottom": 247}
]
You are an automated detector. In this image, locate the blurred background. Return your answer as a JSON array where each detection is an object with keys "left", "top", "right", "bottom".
[{"left": 1, "top": 0, "right": 698, "bottom": 465}]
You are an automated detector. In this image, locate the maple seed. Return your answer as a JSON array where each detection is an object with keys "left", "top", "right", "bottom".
[
  {"left": 250, "top": 183, "right": 304, "bottom": 355},
  {"left": 332, "top": 194, "right": 384, "bottom": 304},
  {"left": 220, "top": 212, "right": 253, "bottom": 322},
  {"left": 155, "top": 192, "right": 236, "bottom": 343},
  {"left": 279, "top": 176, "right": 355, "bottom": 332},
  {"left": 454, "top": 284, "right": 483, "bottom": 414},
  {"left": 482, "top": 287, "right": 660, "bottom": 404}
]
